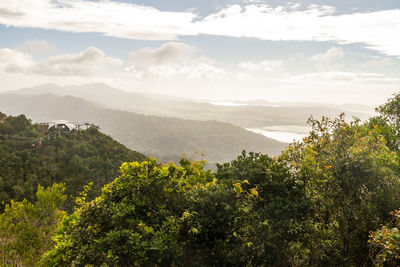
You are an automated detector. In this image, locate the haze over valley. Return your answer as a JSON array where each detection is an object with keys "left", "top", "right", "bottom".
[{"left": 0, "top": 83, "right": 375, "bottom": 163}]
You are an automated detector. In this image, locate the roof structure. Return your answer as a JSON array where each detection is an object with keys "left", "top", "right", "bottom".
[{"left": 48, "top": 120, "right": 78, "bottom": 131}]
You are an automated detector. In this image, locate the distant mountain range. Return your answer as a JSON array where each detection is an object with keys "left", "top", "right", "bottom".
[
  {"left": 1, "top": 83, "right": 376, "bottom": 164},
  {"left": 9, "top": 83, "right": 374, "bottom": 128},
  {"left": 0, "top": 93, "right": 286, "bottom": 163}
]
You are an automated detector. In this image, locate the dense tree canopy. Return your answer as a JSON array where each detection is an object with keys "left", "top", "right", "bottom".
[
  {"left": 43, "top": 155, "right": 313, "bottom": 266},
  {"left": 279, "top": 114, "right": 400, "bottom": 265},
  {"left": 0, "top": 112, "right": 145, "bottom": 210}
]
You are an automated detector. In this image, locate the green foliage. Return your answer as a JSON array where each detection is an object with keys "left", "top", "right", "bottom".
[
  {"left": 371, "top": 93, "right": 400, "bottom": 153},
  {"left": 280, "top": 113, "right": 400, "bottom": 265},
  {"left": 216, "top": 151, "right": 313, "bottom": 265},
  {"left": 369, "top": 210, "right": 400, "bottom": 266},
  {"left": 42, "top": 154, "right": 313, "bottom": 266},
  {"left": 0, "top": 183, "right": 67, "bottom": 266},
  {"left": 0, "top": 112, "right": 145, "bottom": 211},
  {"left": 42, "top": 159, "right": 218, "bottom": 266},
  {"left": 366, "top": 93, "right": 400, "bottom": 266}
]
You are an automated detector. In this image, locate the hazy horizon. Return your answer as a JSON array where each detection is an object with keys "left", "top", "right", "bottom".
[
  {"left": 5, "top": 82, "right": 381, "bottom": 109},
  {"left": 0, "top": 0, "right": 399, "bottom": 105}
]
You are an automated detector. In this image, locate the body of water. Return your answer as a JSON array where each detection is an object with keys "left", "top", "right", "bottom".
[{"left": 246, "top": 125, "right": 310, "bottom": 143}]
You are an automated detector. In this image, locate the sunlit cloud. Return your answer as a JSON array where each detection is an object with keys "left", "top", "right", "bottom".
[
  {"left": 0, "top": 1, "right": 399, "bottom": 58},
  {"left": 130, "top": 42, "right": 196, "bottom": 67},
  {"left": 238, "top": 60, "right": 283, "bottom": 72},
  {"left": 125, "top": 60, "right": 225, "bottom": 80},
  {"left": 2, "top": 47, "right": 122, "bottom": 76},
  {"left": 0, "top": 0, "right": 196, "bottom": 40},
  {"left": 195, "top": 5, "right": 400, "bottom": 57},
  {"left": 16, "top": 40, "right": 56, "bottom": 57},
  {"left": 125, "top": 42, "right": 224, "bottom": 80},
  {"left": 0, "top": 42, "right": 399, "bottom": 105},
  {"left": 310, "top": 47, "right": 344, "bottom": 71},
  {"left": 0, "top": 48, "right": 33, "bottom": 70}
]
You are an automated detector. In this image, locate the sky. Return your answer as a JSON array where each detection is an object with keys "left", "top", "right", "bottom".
[{"left": 0, "top": 0, "right": 399, "bottom": 105}]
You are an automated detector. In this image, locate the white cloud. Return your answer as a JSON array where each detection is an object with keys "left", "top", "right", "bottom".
[
  {"left": 0, "top": 42, "right": 225, "bottom": 83},
  {"left": 362, "top": 57, "right": 395, "bottom": 69},
  {"left": 0, "top": 43, "right": 398, "bottom": 105},
  {"left": 3, "top": 47, "right": 122, "bottom": 76},
  {"left": 186, "top": 63, "right": 226, "bottom": 79},
  {"left": 0, "top": 0, "right": 196, "bottom": 40},
  {"left": 125, "top": 62, "right": 225, "bottom": 80},
  {"left": 0, "top": 2, "right": 399, "bottom": 57},
  {"left": 285, "top": 71, "right": 400, "bottom": 83},
  {"left": 242, "top": 0, "right": 266, "bottom": 4},
  {"left": 310, "top": 46, "right": 344, "bottom": 70},
  {"left": 17, "top": 40, "right": 55, "bottom": 56},
  {"left": 0, "top": 49, "right": 33, "bottom": 70},
  {"left": 194, "top": 4, "right": 400, "bottom": 57},
  {"left": 126, "top": 43, "right": 224, "bottom": 80},
  {"left": 130, "top": 42, "right": 196, "bottom": 67},
  {"left": 239, "top": 59, "right": 283, "bottom": 72}
]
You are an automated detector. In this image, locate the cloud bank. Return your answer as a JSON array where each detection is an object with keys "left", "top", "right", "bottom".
[
  {"left": 130, "top": 42, "right": 196, "bottom": 67},
  {"left": 0, "top": 0, "right": 196, "bottom": 40},
  {"left": 0, "top": 42, "right": 399, "bottom": 105},
  {"left": 1, "top": 47, "right": 122, "bottom": 76},
  {"left": 0, "top": 1, "right": 399, "bottom": 57}
]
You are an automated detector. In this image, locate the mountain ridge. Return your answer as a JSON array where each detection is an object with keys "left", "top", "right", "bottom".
[
  {"left": 0, "top": 93, "right": 287, "bottom": 163},
  {"left": 8, "top": 83, "right": 373, "bottom": 127}
]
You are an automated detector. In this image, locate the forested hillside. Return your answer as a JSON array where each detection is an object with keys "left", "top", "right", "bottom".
[
  {"left": 0, "top": 93, "right": 286, "bottom": 163},
  {"left": 0, "top": 112, "right": 145, "bottom": 210}
]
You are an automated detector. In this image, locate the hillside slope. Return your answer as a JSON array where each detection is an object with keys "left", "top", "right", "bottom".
[
  {"left": 0, "top": 93, "right": 287, "bottom": 163},
  {"left": 0, "top": 112, "right": 145, "bottom": 210}
]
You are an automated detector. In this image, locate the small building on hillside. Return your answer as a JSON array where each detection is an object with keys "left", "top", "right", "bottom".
[
  {"left": 48, "top": 120, "right": 78, "bottom": 131},
  {"left": 47, "top": 120, "right": 100, "bottom": 132}
]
